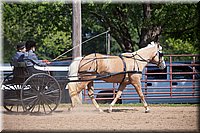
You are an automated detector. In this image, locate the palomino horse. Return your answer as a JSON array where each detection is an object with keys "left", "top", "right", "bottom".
[{"left": 67, "top": 42, "right": 166, "bottom": 113}]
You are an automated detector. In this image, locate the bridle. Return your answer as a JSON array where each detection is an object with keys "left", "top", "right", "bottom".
[
  {"left": 122, "top": 49, "right": 164, "bottom": 66},
  {"left": 151, "top": 50, "right": 164, "bottom": 66}
]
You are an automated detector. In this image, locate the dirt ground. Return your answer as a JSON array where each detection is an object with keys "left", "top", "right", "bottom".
[{"left": 1, "top": 104, "right": 199, "bottom": 132}]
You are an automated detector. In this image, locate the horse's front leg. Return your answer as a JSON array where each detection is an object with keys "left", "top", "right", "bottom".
[
  {"left": 87, "top": 82, "right": 103, "bottom": 113},
  {"left": 136, "top": 86, "right": 150, "bottom": 113},
  {"left": 130, "top": 78, "right": 150, "bottom": 113},
  {"left": 108, "top": 83, "right": 126, "bottom": 113}
]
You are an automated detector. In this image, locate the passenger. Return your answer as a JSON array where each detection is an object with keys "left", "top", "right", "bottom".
[
  {"left": 11, "top": 42, "right": 26, "bottom": 66},
  {"left": 25, "top": 40, "right": 51, "bottom": 74},
  {"left": 11, "top": 42, "right": 29, "bottom": 81}
]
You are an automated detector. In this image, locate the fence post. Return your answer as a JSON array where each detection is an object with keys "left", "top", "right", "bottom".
[
  {"left": 169, "top": 56, "right": 173, "bottom": 97},
  {"left": 72, "top": 0, "right": 82, "bottom": 58}
]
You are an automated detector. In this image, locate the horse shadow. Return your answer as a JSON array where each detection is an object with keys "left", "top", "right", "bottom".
[{"left": 103, "top": 108, "right": 138, "bottom": 113}]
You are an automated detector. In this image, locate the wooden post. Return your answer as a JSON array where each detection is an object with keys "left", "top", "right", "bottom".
[
  {"left": 72, "top": 0, "right": 82, "bottom": 102},
  {"left": 72, "top": 0, "right": 82, "bottom": 58}
]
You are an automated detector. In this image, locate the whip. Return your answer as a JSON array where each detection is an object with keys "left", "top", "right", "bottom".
[{"left": 52, "top": 29, "right": 110, "bottom": 61}]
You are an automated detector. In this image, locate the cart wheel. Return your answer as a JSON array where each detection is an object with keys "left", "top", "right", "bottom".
[
  {"left": 2, "top": 73, "right": 24, "bottom": 112},
  {"left": 21, "top": 73, "right": 61, "bottom": 114}
]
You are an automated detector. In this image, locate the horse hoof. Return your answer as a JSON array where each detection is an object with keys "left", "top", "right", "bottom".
[
  {"left": 99, "top": 109, "right": 104, "bottom": 113},
  {"left": 145, "top": 109, "right": 150, "bottom": 113},
  {"left": 108, "top": 108, "right": 112, "bottom": 113},
  {"left": 68, "top": 107, "right": 73, "bottom": 112}
]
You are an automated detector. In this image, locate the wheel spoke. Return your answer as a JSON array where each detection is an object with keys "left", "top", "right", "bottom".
[
  {"left": 29, "top": 98, "right": 40, "bottom": 113},
  {"left": 43, "top": 96, "right": 54, "bottom": 113}
]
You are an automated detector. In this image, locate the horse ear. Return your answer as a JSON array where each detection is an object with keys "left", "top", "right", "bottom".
[
  {"left": 156, "top": 42, "right": 162, "bottom": 50},
  {"left": 152, "top": 41, "right": 160, "bottom": 48},
  {"left": 150, "top": 41, "right": 155, "bottom": 45},
  {"left": 157, "top": 42, "right": 161, "bottom": 48}
]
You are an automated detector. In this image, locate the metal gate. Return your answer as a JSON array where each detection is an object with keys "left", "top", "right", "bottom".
[{"left": 82, "top": 54, "right": 200, "bottom": 104}]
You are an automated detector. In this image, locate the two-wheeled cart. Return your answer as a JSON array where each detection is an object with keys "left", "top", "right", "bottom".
[{"left": 1, "top": 61, "right": 62, "bottom": 114}]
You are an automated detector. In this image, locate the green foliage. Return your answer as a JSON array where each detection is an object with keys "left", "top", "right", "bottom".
[
  {"left": 164, "top": 38, "right": 198, "bottom": 54},
  {"left": 3, "top": 2, "right": 72, "bottom": 62},
  {"left": 162, "top": 38, "right": 199, "bottom": 61},
  {"left": 82, "top": 3, "right": 198, "bottom": 54},
  {"left": 2, "top": 2, "right": 199, "bottom": 63}
]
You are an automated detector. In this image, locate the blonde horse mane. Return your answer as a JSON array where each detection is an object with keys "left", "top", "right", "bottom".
[{"left": 122, "top": 41, "right": 157, "bottom": 57}]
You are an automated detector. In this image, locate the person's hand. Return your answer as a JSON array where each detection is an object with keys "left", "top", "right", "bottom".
[
  {"left": 42, "top": 60, "right": 51, "bottom": 64},
  {"left": 42, "top": 59, "right": 49, "bottom": 63},
  {"left": 46, "top": 61, "right": 51, "bottom": 64}
]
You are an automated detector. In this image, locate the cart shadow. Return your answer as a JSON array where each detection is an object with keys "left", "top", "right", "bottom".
[
  {"left": 3, "top": 111, "right": 29, "bottom": 115},
  {"left": 3, "top": 110, "right": 64, "bottom": 116}
]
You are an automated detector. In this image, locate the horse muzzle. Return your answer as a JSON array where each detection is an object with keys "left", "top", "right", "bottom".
[{"left": 158, "top": 60, "right": 166, "bottom": 70}]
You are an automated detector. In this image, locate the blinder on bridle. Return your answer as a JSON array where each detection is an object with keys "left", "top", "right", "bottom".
[
  {"left": 151, "top": 50, "right": 164, "bottom": 66},
  {"left": 156, "top": 50, "right": 166, "bottom": 69},
  {"left": 158, "top": 51, "right": 164, "bottom": 59}
]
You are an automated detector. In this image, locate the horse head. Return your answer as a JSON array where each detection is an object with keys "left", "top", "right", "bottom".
[{"left": 149, "top": 42, "right": 166, "bottom": 69}]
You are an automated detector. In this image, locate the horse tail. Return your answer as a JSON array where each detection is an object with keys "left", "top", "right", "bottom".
[
  {"left": 67, "top": 57, "right": 83, "bottom": 106},
  {"left": 68, "top": 56, "right": 83, "bottom": 80}
]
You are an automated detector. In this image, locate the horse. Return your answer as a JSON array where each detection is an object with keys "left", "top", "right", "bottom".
[{"left": 67, "top": 41, "right": 166, "bottom": 113}]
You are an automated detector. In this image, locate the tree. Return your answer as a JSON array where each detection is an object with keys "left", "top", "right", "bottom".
[
  {"left": 82, "top": 4, "right": 139, "bottom": 52},
  {"left": 3, "top": 2, "right": 72, "bottom": 62},
  {"left": 82, "top": 3, "right": 198, "bottom": 53},
  {"left": 3, "top": 2, "right": 199, "bottom": 63}
]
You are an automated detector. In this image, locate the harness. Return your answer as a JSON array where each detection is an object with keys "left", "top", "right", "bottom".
[
  {"left": 71, "top": 54, "right": 143, "bottom": 83},
  {"left": 119, "top": 55, "right": 127, "bottom": 82},
  {"left": 71, "top": 47, "right": 164, "bottom": 83}
]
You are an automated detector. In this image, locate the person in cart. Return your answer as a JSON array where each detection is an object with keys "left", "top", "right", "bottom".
[
  {"left": 24, "top": 40, "right": 51, "bottom": 74},
  {"left": 11, "top": 42, "right": 26, "bottom": 66},
  {"left": 10, "top": 42, "right": 29, "bottom": 82}
]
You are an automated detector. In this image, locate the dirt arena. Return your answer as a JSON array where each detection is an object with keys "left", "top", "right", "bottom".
[{"left": 2, "top": 104, "right": 199, "bottom": 132}]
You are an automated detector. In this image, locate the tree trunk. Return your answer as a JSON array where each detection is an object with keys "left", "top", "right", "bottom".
[
  {"left": 197, "top": 2, "right": 200, "bottom": 47},
  {"left": 139, "top": 3, "right": 162, "bottom": 48},
  {"left": 110, "top": 27, "right": 133, "bottom": 52},
  {"left": 90, "top": 6, "right": 135, "bottom": 52}
]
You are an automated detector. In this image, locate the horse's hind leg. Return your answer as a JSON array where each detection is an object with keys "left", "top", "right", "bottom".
[
  {"left": 108, "top": 83, "right": 126, "bottom": 113},
  {"left": 67, "top": 82, "right": 83, "bottom": 111},
  {"left": 87, "top": 82, "right": 103, "bottom": 112}
]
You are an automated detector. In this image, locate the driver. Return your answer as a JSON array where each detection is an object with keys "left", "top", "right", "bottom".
[{"left": 24, "top": 40, "right": 51, "bottom": 74}]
